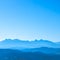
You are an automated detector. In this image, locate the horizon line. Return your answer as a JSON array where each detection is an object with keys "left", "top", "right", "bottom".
[{"left": 0, "top": 38, "right": 59, "bottom": 43}]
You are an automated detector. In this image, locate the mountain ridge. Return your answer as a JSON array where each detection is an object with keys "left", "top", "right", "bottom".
[
  {"left": 0, "top": 39, "right": 60, "bottom": 49},
  {"left": 0, "top": 49, "right": 60, "bottom": 60}
]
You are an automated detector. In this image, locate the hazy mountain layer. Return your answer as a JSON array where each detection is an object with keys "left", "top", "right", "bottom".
[{"left": 0, "top": 39, "right": 60, "bottom": 49}]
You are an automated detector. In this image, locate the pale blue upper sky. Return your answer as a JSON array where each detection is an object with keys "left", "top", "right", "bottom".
[{"left": 0, "top": 0, "right": 60, "bottom": 42}]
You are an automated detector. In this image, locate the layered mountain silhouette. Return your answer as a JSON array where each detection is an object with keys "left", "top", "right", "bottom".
[
  {"left": 0, "top": 39, "right": 60, "bottom": 60},
  {"left": 0, "top": 49, "right": 60, "bottom": 60},
  {"left": 0, "top": 39, "right": 60, "bottom": 49},
  {"left": 22, "top": 47, "right": 60, "bottom": 54}
]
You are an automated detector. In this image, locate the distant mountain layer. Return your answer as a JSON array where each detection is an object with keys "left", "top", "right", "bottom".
[
  {"left": 0, "top": 39, "right": 60, "bottom": 49},
  {"left": 0, "top": 49, "right": 60, "bottom": 60},
  {"left": 22, "top": 47, "right": 60, "bottom": 54}
]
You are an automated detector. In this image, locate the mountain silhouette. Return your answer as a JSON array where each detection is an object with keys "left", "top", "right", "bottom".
[
  {"left": 22, "top": 47, "right": 60, "bottom": 54},
  {"left": 0, "top": 39, "right": 60, "bottom": 60},
  {"left": 0, "top": 49, "right": 60, "bottom": 60},
  {"left": 0, "top": 39, "right": 60, "bottom": 49}
]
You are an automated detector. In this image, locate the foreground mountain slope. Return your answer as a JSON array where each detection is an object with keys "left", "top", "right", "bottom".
[{"left": 0, "top": 49, "right": 60, "bottom": 60}]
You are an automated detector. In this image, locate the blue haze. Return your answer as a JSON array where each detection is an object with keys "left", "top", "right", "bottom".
[{"left": 0, "top": 0, "right": 60, "bottom": 42}]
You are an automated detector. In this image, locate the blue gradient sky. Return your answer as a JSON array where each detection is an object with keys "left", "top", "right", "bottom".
[{"left": 0, "top": 0, "right": 60, "bottom": 42}]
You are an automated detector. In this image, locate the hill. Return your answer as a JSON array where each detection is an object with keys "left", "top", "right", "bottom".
[{"left": 0, "top": 49, "right": 60, "bottom": 60}]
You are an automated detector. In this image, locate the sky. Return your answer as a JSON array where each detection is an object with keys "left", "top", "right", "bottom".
[{"left": 0, "top": 0, "right": 60, "bottom": 42}]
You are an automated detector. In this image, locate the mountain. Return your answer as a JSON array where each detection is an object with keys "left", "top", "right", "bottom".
[
  {"left": 0, "top": 39, "right": 60, "bottom": 60},
  {"left": 0, "top": 49, "right": 60, "bottom": 60},
  {"left": 22, "top": 47, "right": 60, "bottom": 54},
  {"left": 0, "top": 39, "right": 60, "bottom": 49}
]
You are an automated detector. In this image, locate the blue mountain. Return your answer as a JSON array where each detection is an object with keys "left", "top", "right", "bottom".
[
  {"left": 0, "top": 39, "right": 60, "bottom": 49},
  {"left": 0, "top": 49, "right": 60, "bottom": 60},
  {"left": 0, "top": 39, "right": 60, "bottom": 60},
  {"left": 22, "top": 47, "right": 60, "bottom": 54}
]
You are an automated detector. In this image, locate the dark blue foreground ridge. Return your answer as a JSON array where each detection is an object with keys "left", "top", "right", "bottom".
[{"left": 0, "top": 49, "right": 60, "bottom": 60}]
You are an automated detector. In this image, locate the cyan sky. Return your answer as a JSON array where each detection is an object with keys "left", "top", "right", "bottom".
[{"left": 0, "top": 0, "right": 60, "bottom": 42}]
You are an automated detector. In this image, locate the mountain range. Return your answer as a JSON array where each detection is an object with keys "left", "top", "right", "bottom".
[
  {"left": 0, "top": 39, "right": 60, "bottom": 60},
  {"left": 0, "top": 49, "right": 60, "bottom": 60},
  {"left": 0, "top": 39, "right": 60, "bottom": 49}
]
